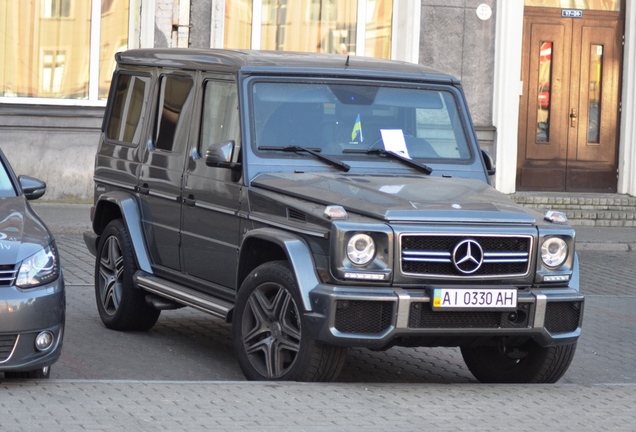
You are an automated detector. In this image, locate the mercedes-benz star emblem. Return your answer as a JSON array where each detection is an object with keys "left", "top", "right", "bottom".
[{"left": 452, "top": 239, "right": 484, "bottom": 274}]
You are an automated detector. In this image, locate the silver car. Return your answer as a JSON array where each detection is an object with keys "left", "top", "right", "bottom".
[{"left": 0, "top": 148, "right": 65, "bottom": 379}]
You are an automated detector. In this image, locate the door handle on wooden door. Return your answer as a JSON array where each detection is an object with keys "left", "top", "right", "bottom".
[{"left": 570, "top": 109, "right": 577, "bottom": 128}]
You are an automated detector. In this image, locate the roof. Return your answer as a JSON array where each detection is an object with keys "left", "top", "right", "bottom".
[{"left": 115, "top": 48, "right": 459, "bottom": 84}]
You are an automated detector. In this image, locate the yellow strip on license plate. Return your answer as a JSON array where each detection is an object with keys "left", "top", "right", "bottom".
[{"left": 432, "top": 288, "right": 517, "bottom": 310}]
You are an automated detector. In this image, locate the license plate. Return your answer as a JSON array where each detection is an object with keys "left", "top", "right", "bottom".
[{"left": 432, "top": 288, "right": 517, "bottom": 310}]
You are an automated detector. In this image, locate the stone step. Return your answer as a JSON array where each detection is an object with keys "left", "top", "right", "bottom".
[{"left": 510, "top": 192, "right": 636, "bottom": 227}]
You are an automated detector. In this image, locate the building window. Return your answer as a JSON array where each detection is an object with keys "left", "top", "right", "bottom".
[
  {"left": 225, "top": 0, "right": 393, "bottom": 58},
  {"left": 0, "top": 0, "right": 130, "bottom": 103},
  {"left": 41, "top": 51, "right": 66, "bottom": 94},
  {"left": 42, "top": 0, "right": 72, "bottom": 18}
]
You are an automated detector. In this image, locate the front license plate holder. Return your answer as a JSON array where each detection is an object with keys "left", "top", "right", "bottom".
[{"left": 432, "top": 288, "right": 517, "bottom": 311}]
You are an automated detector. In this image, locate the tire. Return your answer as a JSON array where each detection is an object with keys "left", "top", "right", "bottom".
[
  {"left": 460, "top": 340, "right": 577, "bottom": 383},
  {"left": 4, "top": 366, "right": 50, "bottom": 379},
  {"left": 95, "top": 219, "right": 160, "bottom": 331},
  {"left": 232, "top": 261, "right": 347, "bottom": 382}
]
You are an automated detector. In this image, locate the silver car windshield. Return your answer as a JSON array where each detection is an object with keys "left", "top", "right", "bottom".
[{"left": 252, "top": 81, "right": 472, "bottom": 162}]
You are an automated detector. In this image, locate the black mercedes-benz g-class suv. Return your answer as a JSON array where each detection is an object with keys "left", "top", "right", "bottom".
[{"left": 85, "top": 48, "right": 583, "bottom": 383}]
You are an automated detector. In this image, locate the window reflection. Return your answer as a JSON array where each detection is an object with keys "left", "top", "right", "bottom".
[
  {"left": 224, "top": 0, "right": 393, "bottom": 58},
  {"left": 588, "top": 45, "right": 603, "bottom": 143},
  {"left": 224, "top": 0, "right": 253, "bottom": 49},
  {"left": 365, "top": 0, "right": 392, "bottom": 58},
  {"left": 99, "top": 0, "right": 130, "bottom": 99},
  {"left": 537, "top": 41, "right": 553, "bottom": 143},
  {"left": 260, "top": 0, "right": 357, "bottom": 54},
  {"left": 0, "top": 0, "right": 129, "bottom": 100}
]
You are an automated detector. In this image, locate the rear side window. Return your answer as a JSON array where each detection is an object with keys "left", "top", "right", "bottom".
[
  {"left": 106, "top": 74, "right": 150, "bottom": 144},
  {"left": 154, "top": 74, "right": 194, "bottom": 152}
]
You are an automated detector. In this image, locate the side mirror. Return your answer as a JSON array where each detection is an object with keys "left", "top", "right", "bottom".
[
  {"left": 481, "top": 149, "right": 496, "bottom": 176},
  {"left": 205, "top": 140, "right": 241, "bottom": 171},
  {"left": 19, "top": 175, "right": 47, "bottom": 200}
]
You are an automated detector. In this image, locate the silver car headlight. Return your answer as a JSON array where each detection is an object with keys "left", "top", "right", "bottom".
[
  {"left": 347, "top": 233, "right": 376, "bottom": 266},
  {"left": 16, "top": 243, "right": 60, "bottom": 288},
  {"left": 540, "top": 237, "right": 568, "bottom": 268}
]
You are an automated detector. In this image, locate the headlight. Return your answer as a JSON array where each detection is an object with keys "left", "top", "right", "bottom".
[
  {"left": 347, "top": 233, "right": 375, "bottom": 265},
  {"left": 540, "top": 237, "right": 568, "bottom": 268},
  {"left": 16, "top": 243, "right": 60, "bottom": 288}
]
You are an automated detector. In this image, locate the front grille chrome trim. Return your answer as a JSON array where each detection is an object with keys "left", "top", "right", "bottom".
[{"left": 399, "top": 233, "right": 534, "bottom": 279}]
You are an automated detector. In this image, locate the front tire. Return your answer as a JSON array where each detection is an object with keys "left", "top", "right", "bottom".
[
  {"left": 232, "top": 261, "right": 347, "bottom": 382},
  {"left": 95, "top": 219, "right": 160, "bottom": 331},
  {"left": 461, "top": 340, "right": 577, "bottom": 383}
]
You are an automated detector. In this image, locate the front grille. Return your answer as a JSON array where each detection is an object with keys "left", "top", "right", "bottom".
[
  {"left": 0, "top": 264, "right": 17, "bottom": 286},
  {"left": 0, "top": 334, "right": 18, "bottom": 362},
  {"left": 334, "top": 300, "right": 393, "bottom": 334},
  {"left": 401, "top": 234, "right": 532, "bottom": 278},
  {"left": 408, "top": 303, "right": 530, "bottom": 329},
  {"left": 545, "top": 301, "right": 582, "bottom": 334}
]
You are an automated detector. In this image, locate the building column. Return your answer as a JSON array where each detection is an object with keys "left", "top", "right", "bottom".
[
  {"left": 492, "top": 0, "right": 524, "bottom": 194},
  {"left": 618, "top": 1, "right": 636, "bottom": 196}
]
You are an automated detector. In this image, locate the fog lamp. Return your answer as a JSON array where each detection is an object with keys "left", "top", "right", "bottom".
[{"left": 35, "top": 331, "right": 54, "bottom": 352}]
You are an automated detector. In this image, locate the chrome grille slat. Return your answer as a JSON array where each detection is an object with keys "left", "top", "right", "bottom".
[
  {"left": 0, "top": 265, "right": 17, "bottom": 286},
  {"left": 0, "top": 334, "right": 19, "bottom": 363},
  {"left": 400, "top": 234, "right": 533, "bottom": 278}
]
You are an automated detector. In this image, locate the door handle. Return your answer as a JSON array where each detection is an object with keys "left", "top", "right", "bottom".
[
  {"left": 183, "top": 194, "right": 196, "bottom": 207},
  {"left": 570, "top": 109, "right": 577, "bottom": 128}
]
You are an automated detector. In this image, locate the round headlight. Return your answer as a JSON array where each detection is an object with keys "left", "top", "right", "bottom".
[
  {"left": 541, "top": 237, "right": 568, "bottom": 268},
  {"left": 347, "top": 234, "right": 376, "bottom": 266}
]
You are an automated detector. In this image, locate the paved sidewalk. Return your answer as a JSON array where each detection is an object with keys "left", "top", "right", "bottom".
[
  {"left": 1, "top": 380, "right": 635, "bottom": 431},
  {"left": 31, "top": 202, "right": 636, "bottom": 252}
]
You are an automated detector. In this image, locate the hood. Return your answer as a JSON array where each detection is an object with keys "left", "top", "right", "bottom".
[
  {"left": 0, "top": 197, "right": 52, "bottom": 265},
  {"left": 251, "top": 172, "right": 539, "bottom": 224}
]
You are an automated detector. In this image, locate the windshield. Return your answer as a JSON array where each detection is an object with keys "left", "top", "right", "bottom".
[
  {"left": 0, "top": 159, "right": 17, "bottom": 197},
  {"left": 251, "top": 81, "right": 472, "bottom": 163}
]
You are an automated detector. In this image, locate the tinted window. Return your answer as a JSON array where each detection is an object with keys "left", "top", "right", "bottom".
[
  {"left": 252, "top": 81, "right": 471, "bottom": 161},
  {"left": 106, "top": 74, "right": 149, "bottom": 144},
  {"left": 155, "top": 75, "right": 194, "bottom": 152}
]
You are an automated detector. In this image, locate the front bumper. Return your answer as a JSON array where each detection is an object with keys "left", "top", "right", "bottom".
[
  {"left": 306, "top": 284, "right": 583, "bottom": 350},
  {"left": 0, "top": 275, "right": 65, "bottom": 372}
]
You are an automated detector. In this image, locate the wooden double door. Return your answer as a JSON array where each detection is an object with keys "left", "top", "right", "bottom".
[{"left": 517, "top": 7, "right": 623, "bottom": 192}]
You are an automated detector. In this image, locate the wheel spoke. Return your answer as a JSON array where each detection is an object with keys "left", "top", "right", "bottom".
[
  {"left": 98, "top": 236, "right": 123, "bottom": 315},
  {"left": 241, "top": 283, "right": 303, "bottom": 378}
]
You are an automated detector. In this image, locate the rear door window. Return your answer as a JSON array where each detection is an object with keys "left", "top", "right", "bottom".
[{"left": 105, "top": 74, "right": 150, "bottom": 144}]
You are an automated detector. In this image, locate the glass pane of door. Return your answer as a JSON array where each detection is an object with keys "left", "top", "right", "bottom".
[
  {"left": 537, "top": 41, "right": 553, "bottom": 142},
  {"left": 587, "top": 44, "right": 603, "bottom": 143}
]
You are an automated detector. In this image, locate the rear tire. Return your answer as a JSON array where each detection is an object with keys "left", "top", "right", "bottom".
[
  {"left": 461, "top": 340, "right": 577, "bottom": 383},
  {"left": 232, "top": 261, "right": 347, "bottom": 382},
  {"left": 95, "top": 219, "right": 160, "bottom": 331}
]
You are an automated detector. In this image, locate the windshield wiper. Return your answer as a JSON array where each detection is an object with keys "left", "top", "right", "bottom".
[
  {"left": 343, "top": 148, "right": 433, "bottom": 175},
  {"left": 258, "top": 145, "right": 351, "bottom": 172}
]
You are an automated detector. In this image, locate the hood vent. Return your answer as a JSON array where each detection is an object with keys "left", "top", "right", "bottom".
[{"left": 287, "top": 208, "right": 307, "bottom": 222}]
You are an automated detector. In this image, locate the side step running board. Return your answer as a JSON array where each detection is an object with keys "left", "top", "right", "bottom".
[{"left": 134, "top": 272, "right": 233, "bottom": 321}]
